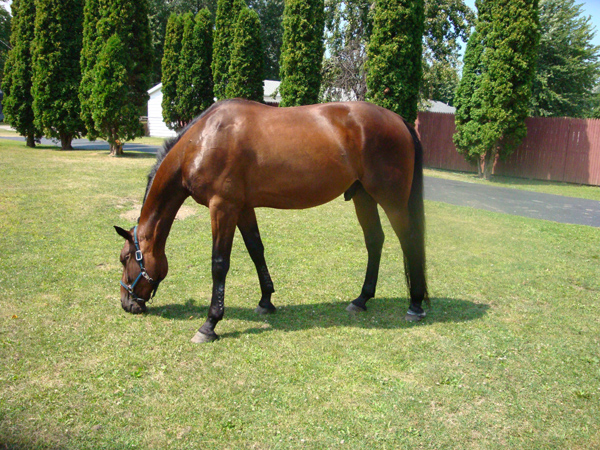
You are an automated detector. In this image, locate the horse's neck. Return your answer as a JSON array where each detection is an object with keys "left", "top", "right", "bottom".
[{"left": 138, "top": 164, "right": 188, "bottom": 255}]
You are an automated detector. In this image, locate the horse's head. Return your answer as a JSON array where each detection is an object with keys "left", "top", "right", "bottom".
[{"left": 114, "top": 226, "right": 166, "bottom": 314}]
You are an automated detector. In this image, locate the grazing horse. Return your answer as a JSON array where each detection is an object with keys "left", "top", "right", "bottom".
[{"left": 115, "top": 99, "right": 428, "bottom": 343}]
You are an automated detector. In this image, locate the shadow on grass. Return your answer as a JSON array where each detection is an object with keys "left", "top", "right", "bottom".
[{"left": 146, "top": 297, "right": 489, "bottom": 338}]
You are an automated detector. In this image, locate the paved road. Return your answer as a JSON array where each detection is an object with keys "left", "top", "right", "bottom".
[
  {"left": 3, "top": 134, "right": 600, "bottom": 227},
  {"left": 425, "top": 176, "right": 600, "bottom": 228}
]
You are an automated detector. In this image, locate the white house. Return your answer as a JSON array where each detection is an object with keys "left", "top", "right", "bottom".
[{"left": 146, "top": 80, "right": 282, "bottom": 138}]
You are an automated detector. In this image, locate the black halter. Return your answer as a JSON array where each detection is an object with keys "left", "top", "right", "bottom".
[{"left": 120, "top": 226, "right": 161, "bottom": 302}]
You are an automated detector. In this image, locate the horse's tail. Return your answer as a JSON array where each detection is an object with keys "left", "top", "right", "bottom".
[{"left": 403, "top": 119, "right": 429, "bottom": 306}]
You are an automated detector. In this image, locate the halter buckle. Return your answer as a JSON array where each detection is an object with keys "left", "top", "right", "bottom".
[{"left": 135, "top": 250, "right": 143, "bottom": 262}]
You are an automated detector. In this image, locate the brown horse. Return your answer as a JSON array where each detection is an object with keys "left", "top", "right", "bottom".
[{"left": 115, "top": 99, "right": 428, "bottom": 343}]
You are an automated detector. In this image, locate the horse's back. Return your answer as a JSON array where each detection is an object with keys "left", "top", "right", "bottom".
[{"left": 181, "top": 100, "right": 416, "bottom": 210}]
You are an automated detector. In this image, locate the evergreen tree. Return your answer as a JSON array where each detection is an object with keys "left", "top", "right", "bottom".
[
  {"left": 2, "top": 0, "right": 41, "bottom": 147},
  {"left": 177, "top": 9, "right": 214, "bottom": 123},
  {"left": 453, "top": 0, "right": 540, "bottom": 179},
  {"left": 212, "top": 0, "right": 245, "bottom": 100},
  {"left": 0, "top": 5, "right": 11, "bottom": 83},
  {"left": 453, "top": 2, "right": 487, "bottom": 169},
  {"left": 530, "top": 0, "right": 600, "bottom": 118},
  {"left": 31, "top": 0, "right": 85, "bottom": 150},
  {"left": 279, "top": 0, "right": 325, "bottom": 106},
  {"left": 90, "top": 34, "right": 134, "bottom": 155},
  {"left": 161, "top": 13, "right": 184, "bottom": 129},
  {"left": 366, "top": 0, "right": 425, "bottom": 124},
  {"left": 80, "top": 0, "right": 153, "bottom": 154},
  {"left": 225, "top": 8, "right": 263, "bottom": 101},
  {"left": 79, "top": 0, "right": 102, "bottom": 139}
]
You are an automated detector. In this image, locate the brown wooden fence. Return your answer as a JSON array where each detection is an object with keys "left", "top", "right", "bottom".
[{"left": 415, "top": 112, "right": 600, "bottom": 186}]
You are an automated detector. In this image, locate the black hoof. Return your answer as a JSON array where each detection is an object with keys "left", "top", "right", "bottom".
[
  {"left": 404, "top": 310, "right": 426, "bottom": 322},
  {"left": 191, "top": 330, "right": 219, "bottom": 343},
  {"left": 255, "top": 305, "right": 276, "bottom": 315},
  {"left": 346, "top": 302, "right": 367, "bottom": 313}
]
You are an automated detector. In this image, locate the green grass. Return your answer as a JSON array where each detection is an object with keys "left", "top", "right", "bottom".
[
  {"left": 424, "top": 168, "right": 600, "bottom": 201},
  {"left": 1, "top": 140, "right": 599, "bottom": 449}
]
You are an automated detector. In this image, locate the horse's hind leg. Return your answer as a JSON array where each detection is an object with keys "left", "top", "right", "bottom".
[
  {"left": 237, "top": 207, "right": 276, "bottom": 315},
  {"left": 381, "top": 205, "right": 428, "bottom": 321},
  {"left": 347, "top": 186, "right": 385, "bottom": 312},
  {"left": 192, "top": 199, "right": 239, "bottom": 343}
]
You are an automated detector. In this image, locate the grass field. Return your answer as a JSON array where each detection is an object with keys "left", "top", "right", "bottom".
[{"left": 1, "top": 140, "right": 599, "bottom": 449}]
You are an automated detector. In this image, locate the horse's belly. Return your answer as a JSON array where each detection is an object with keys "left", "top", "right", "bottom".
[{"left": 250, "top": 163, "right": 355, "bottom": 210}]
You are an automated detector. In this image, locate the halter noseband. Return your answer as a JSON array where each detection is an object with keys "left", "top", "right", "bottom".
[{"left": 120, "top": 226, "right": 161, "bottom": 303}]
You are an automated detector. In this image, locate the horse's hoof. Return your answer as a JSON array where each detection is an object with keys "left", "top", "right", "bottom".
[
  {"left": 346, "top": 302, "right": 367, "bottom": 313},
  {"left": 191, "top": 331, "right": 219, "bottom": 344},
  {"left": 404, "top": 310, "right": 426, "bottom": 322},
  {"left": 255, "top": 305, "right": 276, "bottom": 315}
]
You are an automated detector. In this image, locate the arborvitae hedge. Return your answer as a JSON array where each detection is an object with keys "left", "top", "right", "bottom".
[
  {"left": 212, "top": 0, "right": 245, "bottom": 100},
  {"left": 90, "top": 34, "right": 134, "bottom": 155},
  {"left": 79, "top": 0, "right": 102, "bottom": 139},
  {"left": 366, "top": 0, "right": 425, "bottom": 124},
  {"left": 177, "top": 9, "right": 214, "bottom": 123},
  {"left": 2, "top": 0, "right": 41, "bottom": 147},
  {"left": 279, "top": 0, "right": 325, "bottom": 106},
  {"left": 453, "top": 0, "right": 539, "bottom": 179},
  {"left": 161, "top": 13, "right": 184, "bottom": 129},
  {"left": 31, "top": 0, "right": 85, "bottom": 150},
  {"left": 225, "top": 8, "right": 263, "bottom": 102}
]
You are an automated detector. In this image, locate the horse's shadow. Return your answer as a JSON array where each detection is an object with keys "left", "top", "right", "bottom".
[{"left": 146, "top": 297, "right": 489, "bottom": 339}]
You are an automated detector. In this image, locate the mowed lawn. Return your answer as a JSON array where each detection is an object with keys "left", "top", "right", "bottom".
[{"left": 1, "top": 140, "right": 599, "bottom": 449}]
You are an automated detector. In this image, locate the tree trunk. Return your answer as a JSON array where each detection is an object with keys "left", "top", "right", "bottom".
[
  {"left": 109, "top": 133, "right": 123, "bottom": 156},
  {"left": 26, "top": 135, "right": 36, "bottom": 148},
  {"left": 482, "top": 148, "right": 497, "bottom": 181},
  {"left": 60, "top": 133, "right": 73, "bottom": 150}
]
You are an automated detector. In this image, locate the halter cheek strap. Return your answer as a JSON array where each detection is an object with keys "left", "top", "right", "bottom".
[{"left": 120, "top": 226, "right": 161, "bottom": 302}]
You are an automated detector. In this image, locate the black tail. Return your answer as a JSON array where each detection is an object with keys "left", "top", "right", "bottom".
[{"left": 403, "top": 120, "right": 429, "bottom": 307}]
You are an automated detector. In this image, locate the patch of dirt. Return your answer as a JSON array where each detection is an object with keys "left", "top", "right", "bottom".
[{"left": 119, "top": 204, "right": 197, "bottom": 223}]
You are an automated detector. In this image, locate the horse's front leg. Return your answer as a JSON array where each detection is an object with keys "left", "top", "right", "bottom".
[
  {"left": 192, "top": 199, "right": 239, "bottom": 343},
  {"left": 237, "top": 207, "right": 276, "bottom": 315}
]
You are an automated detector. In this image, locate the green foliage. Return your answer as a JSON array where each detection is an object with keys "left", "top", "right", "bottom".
[
  {"left": 248, "top": 0, "right": 284, "bottom": 81},
  {"left": 279, "top": 0, "right": 325, "bottom": 106},
  {"left": 530, "top": 0, "right": 600, "bottom": 118},
  {"left": 453, "top": 25, "right": 485, "bottom": 165},
  {"left": 177, "top": 9, "right": 214, "bottom": 123},
  {"left": 225, "top": 8, "right": 263, "bottom": 102},
  {"left": 366, "top": 0, "right": 425, "bottom": 123},
  {"left": 147, "top": 0, "right": 217, "bottom": 86},
  {"left": 212, "top": 0, "right": 246, "bottom": 100},
  {"left": 0, "top": 6, "right": 11, "bottom": 84},
  {"left": 89, "top": 34, "right": 135, "bottom": 154},
  {"left": 161, "top": 14, "right": 184, "bottom": 129},
  {"left": 454, "top": 0, "right": 540, "bottom": 179},
  {"left": 31, "top": 0, "right": 85, "bottom": 150},
  {"left": 80, "top": 0, "right": 153, "bottom": 151},
  {"left": 79, "top": 0, "right": 102, "bottom": 140},
  {"left": 2, "top": 0, "right": 41, "bottom": 147}
]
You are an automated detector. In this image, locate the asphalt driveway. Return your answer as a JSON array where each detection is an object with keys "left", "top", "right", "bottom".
[{"left": 425, "top": 176, "right": 600, "bottom": 228}]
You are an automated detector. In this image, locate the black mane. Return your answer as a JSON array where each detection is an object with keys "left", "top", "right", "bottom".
[{"left": 142, "top": 101, "right": 230, "bottom": 206}]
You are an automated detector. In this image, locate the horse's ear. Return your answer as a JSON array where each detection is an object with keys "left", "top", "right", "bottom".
[{"left": 114, "top": 226, "right": 133, "bottom": 242}]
